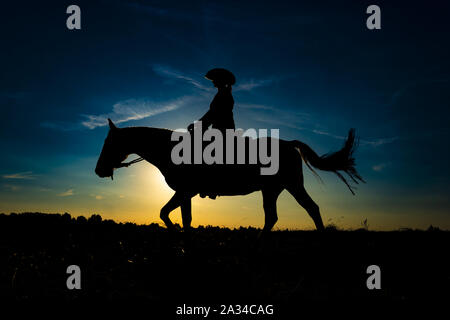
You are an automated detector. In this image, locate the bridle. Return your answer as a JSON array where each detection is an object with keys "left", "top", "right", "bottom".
[{"left": 110, "top": 156, "right": 145, "bottom": 180}]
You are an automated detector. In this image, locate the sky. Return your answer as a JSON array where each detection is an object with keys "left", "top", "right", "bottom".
[{"left": 1, "top": 0, "right": 450, "bottom": 230}]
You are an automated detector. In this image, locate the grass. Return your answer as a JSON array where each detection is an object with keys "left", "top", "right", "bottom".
[{"left": 0, "top": 212, "right": 449, "bottom": 308}]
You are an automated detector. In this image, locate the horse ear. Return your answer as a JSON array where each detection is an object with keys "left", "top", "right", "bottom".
[{"left": 108, "top": 118, "right": 117, "bottom": 130}]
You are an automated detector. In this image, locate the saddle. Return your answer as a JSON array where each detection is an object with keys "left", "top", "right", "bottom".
[{"left": 199, "top": 193, "right": 217, "bottom": 199}]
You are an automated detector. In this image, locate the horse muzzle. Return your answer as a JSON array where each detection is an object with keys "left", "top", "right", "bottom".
[{"left": 95, "top": 167, "right": 113, "bottom": 179}]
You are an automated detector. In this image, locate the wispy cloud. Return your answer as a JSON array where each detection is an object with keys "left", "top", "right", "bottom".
[
  {"left": 81, "top": 97, "right": 191, "bottom": 129},
  {"left": 234, "top": 79, "right": 274, "bottom": 92},
  {"left": 2, "top": 171, "right": 37, "bottom": 180},
  {"left": 255, "top": 116, "right": 305, "bottom": 130},
  {"left": 372, "top": 162, "right": 390, "bottom": 172},
  {"left": 238, "top": 103, "right": 275, "bottom": 110},
  {"left": 384, "top": 79, "right": 450, "bottom": 107},
  {"left": 152, "top": 64, "right": 277, "bottom": 93},
  {"left": 58, "top": 189, "right": 74, "bottom": 197},
  {"left": 255, "top": 116, "right": 399, "bottom": 148},
  {"left": 360, "top": 136, "right": 399, "bottom": 147},
  {"left": 311, "top": 129, "right": 346, "bottom": 140},
  {"left": 313, "top": 129, "right": 399, "bottom": 147},
  {"left": 3, "top": 184, "right": 21, "bottom": 191},
  {"left": 247, "top": 102, "right": 398, "bottom": 149},
  {"left": 152, "top": 65, "right": 212, "bottom": 91}
]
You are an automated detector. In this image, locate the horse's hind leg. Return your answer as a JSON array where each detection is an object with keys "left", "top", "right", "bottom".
[
  {"left": 287, "top": 184, "right": 325, "bottom": 231},
  {"left": 180, "top": 197, "right": 193, "bottom": 232},
  {"left": 261, "top": 188, "right": 283, "bottom": 233}
]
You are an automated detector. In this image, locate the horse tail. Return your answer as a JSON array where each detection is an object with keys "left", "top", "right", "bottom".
[{"left": 291, "top": 128, "right": 365, "bottom": 195}]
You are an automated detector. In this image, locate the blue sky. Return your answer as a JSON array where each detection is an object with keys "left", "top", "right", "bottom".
[{"left": 1, "top": 0, "right": 449, "bottom": 229}]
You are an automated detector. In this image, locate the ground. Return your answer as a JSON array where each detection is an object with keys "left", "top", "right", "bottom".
[{"left": 0, "top": 213, "right": 448, "bottom": 315}]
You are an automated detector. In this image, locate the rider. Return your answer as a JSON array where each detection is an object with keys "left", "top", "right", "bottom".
[
  {"left": 188, "top": 68, "right": 236, "bottom": 133},
  {"left": 188, "top": 68, "right": 236, "bottom": 199}
]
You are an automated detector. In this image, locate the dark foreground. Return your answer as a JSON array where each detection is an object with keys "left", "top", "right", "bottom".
[{"left": 0, "top": 213, "right": 449, "bottom": 314}]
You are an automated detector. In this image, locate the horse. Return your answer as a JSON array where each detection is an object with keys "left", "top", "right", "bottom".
[{"left": 95, "top": 119, "right": 364, "bottom": 233}]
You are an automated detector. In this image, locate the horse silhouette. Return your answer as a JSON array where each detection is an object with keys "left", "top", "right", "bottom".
[{"left": 95, "top": 119, "right": 364, "bottom": 233}]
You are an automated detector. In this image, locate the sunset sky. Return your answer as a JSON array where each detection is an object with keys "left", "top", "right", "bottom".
[{"left": 1, "top": 0, "right": 450, "bottom": 230}]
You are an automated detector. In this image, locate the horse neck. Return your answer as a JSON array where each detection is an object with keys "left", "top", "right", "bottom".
[{"left": 119, "top": 127, "right": 172, "bottom": 168}]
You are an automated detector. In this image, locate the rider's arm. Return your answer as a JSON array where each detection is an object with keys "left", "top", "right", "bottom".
[{"left": 199, "top": 109, "right": 214, "bottom": 128}]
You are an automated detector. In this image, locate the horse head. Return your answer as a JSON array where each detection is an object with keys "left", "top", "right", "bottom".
[{"left": 95, "top": 119, "right": 128, "bottom": 180}]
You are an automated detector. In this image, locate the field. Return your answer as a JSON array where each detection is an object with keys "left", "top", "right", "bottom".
[{"left": 0, "top": 212, "right": 449, "bottom": 314}]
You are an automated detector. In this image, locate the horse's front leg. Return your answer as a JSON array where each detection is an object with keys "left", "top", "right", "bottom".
[
  {"left": 160, "top": 192, "right": 196, "bottom": 232},
  {"left": 160, "top": 192, "right": 184, "bottom": 232}
]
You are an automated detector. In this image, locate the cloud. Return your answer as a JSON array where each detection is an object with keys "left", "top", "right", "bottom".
[
  {"left": 372, "top": 162, "right": 390, "bottom": 172},
  {"left": 237, "top": 103, "right": 275, "bottom": 110},
  {"left": 152, "top": 64, "right": 276, "bottom": 93},
  {"left": 234, "top": 79, "right": 274, "bottom": 92},
  {"left": 58, "top": 189, "right": 74, "bottom": 197},
  {"left": 312, "top": 129, "right": 346, "bottom": 140},
  {"left": 255, "top": 116, "right": 305, "bottom": 130},
  {"left": 3, "top": 184, "right": 21, "bottom": 191},
  {"left": 2, "top": 171, "right": 37, "bottom": 180},
  {"left": 311, "top": 129, "right": 399, "bottom": 147},
  {"left": 385, "top": 79, "right": 450, "bottom": 107},
  {"left": 313, "top": 129, "right": 399, "bottom": 147},
  {"left": 90, "top": 193, "right": 104, "bottom": 200},
  {"left": 360, "top": 136, "right": 399, "bottom": 147},
  {"left": 81, "top": 97, "right": 191, "bottom": 129},
  {"left": 247, "top": 102, "right": 399, "bottom": 149},
  {"left": 152, "top": 65, "right": 212, "bottom": 91},
  {"left": 247, "top": 104, "right": 310, "bottom": 129},
  {"left": 254, "top": 116, "right": 399, "bottom": 148}
]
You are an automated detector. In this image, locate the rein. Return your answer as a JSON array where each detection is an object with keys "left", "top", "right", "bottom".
[
  {"left": 117, "top": 157, "right": 145, "bottom": 168},
  {"left": 110, "top": 157, "right": 145, "bottom": 181}
]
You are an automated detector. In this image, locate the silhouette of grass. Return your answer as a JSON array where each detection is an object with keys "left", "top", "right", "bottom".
[{"left": 0, "top": 212, "right": 449, "bottom": 305}]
